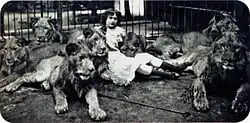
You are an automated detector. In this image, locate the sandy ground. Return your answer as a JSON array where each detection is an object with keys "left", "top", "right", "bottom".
[{"left": 0, "top": 73, "right": 248, "bottom": 122}]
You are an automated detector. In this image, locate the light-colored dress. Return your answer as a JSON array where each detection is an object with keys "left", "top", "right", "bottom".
[{"left": 95, "top": 26, "right": 162, "bottom": 86}]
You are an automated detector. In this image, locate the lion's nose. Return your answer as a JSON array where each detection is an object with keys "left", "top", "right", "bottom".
[
  {"left": 6, "top": 58, "right": 11, "bottom": 62},
  {"left": 37, "top": 36, "right": 43, "bottom": 39},
  {"left": 88, "top": 68, "right": 95, "bottom": 72},
  {"left": 101, "top": 47, "right": 106, "bottom": 52}
]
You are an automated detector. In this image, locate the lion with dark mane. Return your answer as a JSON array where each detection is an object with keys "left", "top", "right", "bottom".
[{"left": 182, "top": 25, "right": 249, "bottom": 114}]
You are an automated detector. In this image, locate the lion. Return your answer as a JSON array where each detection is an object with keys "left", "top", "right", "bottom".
[
  {"left": 49, "top": 43, "right": 106, "bottom": 120},
  {"left": 148, "top": 12, "right": 238, "bottom": 65},
  {"left": 182, "top": 31, "right": 250, "bottom": 114},
  {"left": 0, "top": 37, "right": 6, "bottom": 77},
  {"left": 3, "top": 27, "right": 109, "bottom": 92},
  {"left": 4, "top": 27, "right": 109, "bottom": 120},
  {"left": 0, "top": 37, "right": 64, "bottom": 91},
  {"left": 31, "top": 17, "right": 65, "bottom": 45},
  {"left": 202, "top": 12, "right": 239, "bottom": 41},
  {"left": 147, "top": 31, "right": 213, "bottom": 66},
  {"left": 5, "top": 43, "right": 107, "bottom": 120},
  {"left": 120, "top": 32, "right": 146, "bottom": 57},
  {"left": 0, "top": 37, "right": 31, "bottom": 81}
]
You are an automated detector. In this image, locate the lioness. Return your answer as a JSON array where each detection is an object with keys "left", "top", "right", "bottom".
[
  {"left": 0, "top": 37, "right": 63, "bottom": 90},
  {"left": 149, "top": 12, "right": 238, "bottom": 64},
  {"left": 31, "top": 17, "right": 64, "bottom": 45},
  {"left": 72, "top": 27, "right": 109, "bottom": 80},
  {"left": 120, "top": 32, "right": 146, "bottom": 57}
]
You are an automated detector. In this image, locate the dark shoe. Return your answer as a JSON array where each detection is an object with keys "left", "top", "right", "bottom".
[{"left": 151, "top": 69, "right": 179, "bottom": 80}]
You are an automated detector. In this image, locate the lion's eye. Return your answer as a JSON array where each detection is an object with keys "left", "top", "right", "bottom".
[
  {"left": 80, "top": 54, "right": 87, "bottom": 59},
  {"left": 236, "top": 48, "right": 242, "bottom": 53},
  {"left": 130, "top": 48, "right": 135, "bottom": 51},
  {"left": 44, "top": 27, "right": 50, "bottom": 30}
]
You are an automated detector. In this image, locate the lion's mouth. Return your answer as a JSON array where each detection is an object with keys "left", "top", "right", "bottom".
[
  {"left": 222, "top": 64, "right": 234, "bottom": 70},
  {"left": 97, "top": 51, "right": 107, "bottom": 56},
  {"left": 78, "top": 73, "right": 91, "bottom": 80},
  {"left": 6, "top": 61, "right": 14, "bottom": 66}
]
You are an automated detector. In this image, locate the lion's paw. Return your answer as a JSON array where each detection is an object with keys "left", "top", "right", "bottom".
[
  {"left": 5, "top": 82, "right": 21, "bottom": 92},
  {"left": 231, "top": 99, "right": 249, "bottom": 114},
  {"left": 193, "top": 96, "right": 209, "bottom": 112},
  {"left": 55, "top": 99, "right": 68, "bottom": 114},
  {"left": 89, "top": 106, "right": 106, "bottom": 121}
]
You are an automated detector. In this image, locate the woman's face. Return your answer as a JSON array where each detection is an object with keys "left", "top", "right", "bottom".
[{"left": 106, "top": 13, "right": 118, "bottom": 29}]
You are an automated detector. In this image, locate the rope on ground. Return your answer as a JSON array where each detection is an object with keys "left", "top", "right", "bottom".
[{"left": 98, "top": 93, "right": 191, "bottom": 117}]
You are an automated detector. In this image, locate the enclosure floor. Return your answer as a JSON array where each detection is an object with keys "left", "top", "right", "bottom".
[{"left": 0, "top": 73, "right": 248, "bottom": 122}]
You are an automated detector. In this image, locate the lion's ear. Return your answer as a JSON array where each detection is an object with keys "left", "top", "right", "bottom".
[
  {"left": 83, "top": 28, "right": 94, "bottom": 38},
  {"left": 209, "top": 15, "right": 216, "bottom": 25},
  {"left": 65, "top": 43, "right": 80, "bottom": 56},
  {"left": 137, "top": 35, "right": 146, "bottom": 51},
  {"left": 48, "top": 18, "right": 58, "bottom": 25},
  {"left": 31, "top": 17, "right": 39, "bottom": 26},
  {"left": 0, "top": 37, "right": 6, "bottom": 43}
]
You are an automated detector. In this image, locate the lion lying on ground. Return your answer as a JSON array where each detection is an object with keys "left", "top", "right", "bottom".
[
  {"left": 120, "top": 32, "right": 147, "bottom": 57},
  {"left": 0, "top": 37, "right": 63, "bottom": 90},
  {"left": 182, "top": 31, "right": 250, "bottom": 114},
  {"left": 147, "top": 12, "right": 238, "bottom": 65},
  {"left": 50, "top": 43, "right": 106, "bottom": 120},
  {"left": 4, "top": 27, "right": 109, "bottom": 120}
]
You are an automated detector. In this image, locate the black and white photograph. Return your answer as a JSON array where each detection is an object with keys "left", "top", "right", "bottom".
[{"left": 0, "top": 0, "right": 249, "bottom": 122}]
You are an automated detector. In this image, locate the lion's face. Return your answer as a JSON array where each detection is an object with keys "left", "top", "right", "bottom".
[
  {"left": 215, "top": 17, "right": 239, "bottom": 33},
  {"left": 2, "top": 37, "right": 28, "bottom": 67},
  {"left": 205, "top": 13, "right": 239, "bottom": 41},
  {"left": 212, "top": 35, "right": 247, "bottom": 79},
  {"left": 32, "top": 17, "right": 57, "bottom": 42},
  {"left": 82, "top": 28, "right": 108, "bottom": 57},
  {"left": 120, "top": 32, "right": 146, "bottom": 57},
  {"left": 66, "top": 43, "right": 95, "bottom": 81}
]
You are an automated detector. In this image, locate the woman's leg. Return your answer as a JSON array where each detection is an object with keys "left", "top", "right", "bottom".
[
  {"left": 148, "top": 54, "right": 190, "bottom": 73},
  {"left": 136, "top": 64, "right": 177, "bottom": 79}
]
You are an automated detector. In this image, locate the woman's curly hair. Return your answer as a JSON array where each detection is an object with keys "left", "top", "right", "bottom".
[{"left": 100, "top": 8, "right": 122, "bottom": 27}]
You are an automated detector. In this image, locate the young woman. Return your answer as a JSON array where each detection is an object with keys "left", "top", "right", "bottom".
[{"left": 96, "top": 8, "right": 188, "bottom": 86}]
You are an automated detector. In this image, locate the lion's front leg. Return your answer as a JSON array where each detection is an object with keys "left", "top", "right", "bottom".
[
  {"left": 183, "top": 78, "right": 209, "bottom": 111},
  {"left": 192, "top": 78, "right": 209, "bottom": 111},
  {"left": 231, "top": 83, "right": 250, "bottom": 114},
  {"left": 85, "top": 88, "right": 106, "bottom": 121},
  {"left": 53, "top": 87, "right": 68, "bottom": 114},
  {"left": 5, "top": 70, "right": 51, "bottom": 92},
  {"left": 5, "top": 72, "right": 34, "bottom": 92},
  {"left": 0, "top": 73, "right": 20, "bottom": 89}
]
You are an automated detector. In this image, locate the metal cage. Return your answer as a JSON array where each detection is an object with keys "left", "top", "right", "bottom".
[{"left": 0, "top": 0, "right": 248, "bottom": 41}]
